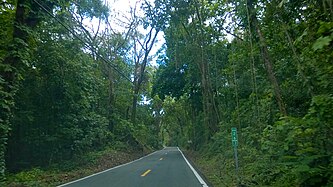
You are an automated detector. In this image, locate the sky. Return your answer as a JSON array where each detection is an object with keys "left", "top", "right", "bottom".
[
  {"left": 108, "top": 0, "right": 137, "bottom": 19},
  {"left": 107, "top": 0, "right": 139, "bottom": 29},
  {"left": 84, "top": 0, "right": 165, "bottom": 63}
]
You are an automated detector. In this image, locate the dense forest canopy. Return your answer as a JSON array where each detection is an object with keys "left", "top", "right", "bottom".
[
  {"left": 149, "top": 0, "right": 333, "bottom": 186},
  {"left": 1, "top": 0, "right": 333, "bottom": 186},
  {"left": 0, "top": 0, "right": 160, "bottom": 180}
]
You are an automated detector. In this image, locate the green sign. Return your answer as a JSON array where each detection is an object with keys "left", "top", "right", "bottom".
[{"left": 231, "top": 127, "right": 238, "bottom": 147}]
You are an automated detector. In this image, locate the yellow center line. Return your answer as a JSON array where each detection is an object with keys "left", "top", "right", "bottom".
[
  {"left": 141, "top": 169, "right": 151, "bottom": 177},
  {"left": 160, "top": 157, "right": 163, "bottom": 160}
]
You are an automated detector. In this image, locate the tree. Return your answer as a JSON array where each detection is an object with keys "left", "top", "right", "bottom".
[
  {"left": 1, "top": 0, "right": 111, "bottom": 177},
  {"left": 130, "top": 26, "right": 159, "bottom": 123},
  {"left": 1, "top": 0, "right": 42, "bottom": 180},
  {"left": 147, "top": 0, "right": 333, "bottom": 185}
]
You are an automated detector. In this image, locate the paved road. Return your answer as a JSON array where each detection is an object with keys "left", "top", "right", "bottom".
[{"left": 58, "top": 147, "right": 208, "bottom": 187}]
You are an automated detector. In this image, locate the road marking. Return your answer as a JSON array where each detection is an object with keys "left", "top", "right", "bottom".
[
  {"left": 57, "top": 150, "right": 161, "bottom": 187},
  {"left": 177, "top": 147, "right": 209, "bottom": 187},
  {"left": 141, "top": 169, "right": 151, "bottom": 177},
  {"left": 160, "top": 157, "right": 163, "bottom": 160}
]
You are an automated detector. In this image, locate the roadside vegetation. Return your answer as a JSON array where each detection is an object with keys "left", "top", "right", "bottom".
[
  {"left": 5, "top": 144, "right": 150, "bottom": 186},
  {"left": 1, "top": 0, "right": 332, "bottom": 186},
  {"left": 1, "top": 0, "right": 160, "bottom": 185},
  {"left": 149, "top": 0, "right": 333, "bottom": 186}
]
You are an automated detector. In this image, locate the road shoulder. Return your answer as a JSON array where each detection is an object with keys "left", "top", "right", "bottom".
[{"left": 179, "top": 148, "right": 212, "bottom": 187}]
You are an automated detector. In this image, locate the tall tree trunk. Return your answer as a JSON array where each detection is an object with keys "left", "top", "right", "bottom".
[
  {"left": 130, "top": 28, "right": 159, "bottom": 123},
  {"left": 245, "top": 3, "right": 260, "bottom": 125},
  {"left": 254, "top": 22, "right": 287, "bottom": 116},
  {"left": 108, "top": 69, "right": 115, "bottom": 130},
  {"left": 0, "top": 0, "right": 34, "bottom": 180},
  {"left": 131, "top": 83, "right": 139, "bottom": 123},
  {"left": 131, "top": 56, "right": 141, "bottom": 123},
  {"left": 247, "top": 0, "right": 287, "bottom": 116},
  {"left": 194, "top": 0, "right": 219, "bottom": 139},
  {"left": 199, "top": 49, "right": 219, "bottom": 137}
]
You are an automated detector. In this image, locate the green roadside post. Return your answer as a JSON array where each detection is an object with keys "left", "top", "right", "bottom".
[
  {"left": 231, "top": 127, "right": 238, "bottom": 147},
  {"left": 231, "top": 127, "right": 239, "bottom": 181}
]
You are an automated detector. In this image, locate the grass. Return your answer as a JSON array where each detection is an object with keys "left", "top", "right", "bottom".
[{"left": 185, "top": 150, "right": 239, "bottom": 187}]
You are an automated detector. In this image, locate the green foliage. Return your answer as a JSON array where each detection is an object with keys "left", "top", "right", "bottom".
[
  {"left": 313, "top": 22, "right": 333, "bottom": 51},
  {"left": 2, "top": 0, "right": 159, "bottom": 180},
  {"left": 74, "top": 0, "right": 109, "bottom": 19},
  {"left": 147, "top": 0, "right": 333, "bottom": 186},
  {"left": 6, "top": 34, "right": 111, "bottom": 168},
  {"left": 5, "top": 146, "right": 146, "bottom": 186},
  {"left": 7, "top": 168, "right": 45, "bottom": 186},
  {"left": 255, "top": 95, "right": 333, "bottom": 186},
  {"left": 152, "top": 63, "right": 186, "bottom": 100},
  {"left": 1, "top": 0, "right": 332, "bottom": 186},
  {"left": 313, "top": 36, "right": 332, "bottom": 51}
]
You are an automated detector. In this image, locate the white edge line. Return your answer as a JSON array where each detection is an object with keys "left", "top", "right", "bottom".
[
  {"left": 177, "top": 147, "right": 209, "bottom": 187},
  {"left": 57, "top": 149, "right": 162, "bottom": 187}
]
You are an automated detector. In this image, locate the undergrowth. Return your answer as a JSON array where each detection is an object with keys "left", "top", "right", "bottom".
[{"left": 5, "top": 143, "right": 150, "bottom": 187}]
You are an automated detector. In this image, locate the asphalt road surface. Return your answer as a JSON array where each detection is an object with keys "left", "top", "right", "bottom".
[{"left": 58, "top": 147, "right": 208, "bottom": 187}]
